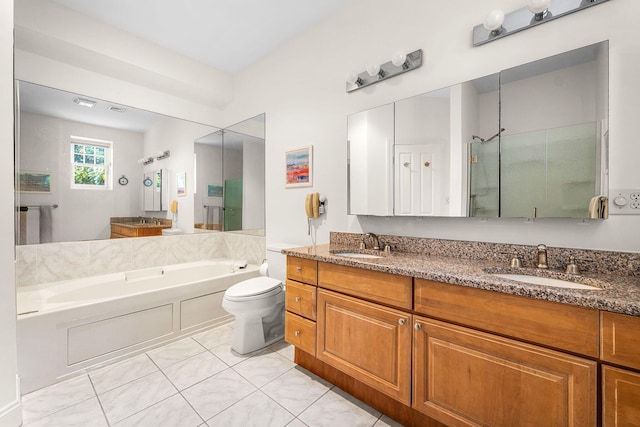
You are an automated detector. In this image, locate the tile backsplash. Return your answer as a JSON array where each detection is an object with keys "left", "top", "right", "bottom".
[{"left": 16, "top": 232, "right": 265, "bottom": 288}]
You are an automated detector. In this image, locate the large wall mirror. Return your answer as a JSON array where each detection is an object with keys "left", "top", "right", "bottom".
[
  {"left": 15, "top": 81, "right": 266, "bottom": 244},
  {"left": 348, "top": 40, "right": 608, "bottom": 219},
  {"left": 194, "top": 114, "right": 265, "bottom": 234}
]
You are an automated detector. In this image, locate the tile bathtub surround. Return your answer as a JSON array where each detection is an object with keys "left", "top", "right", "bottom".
[
  {"left": 20, "top": 323, "right": 400, "bottom": 427},
  {"left": 15, "top": 232, "right": 265, "bottom": 288},
  {"left": 330, "top": 231, "right": 640, "bottom": 277}
]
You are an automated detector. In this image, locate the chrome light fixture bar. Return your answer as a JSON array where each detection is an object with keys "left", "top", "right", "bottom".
[
  {"left": 473, "top": 0, "right": 609, "bottom": 47},
  {"left": 346, "top": 49, "right": 423, "bottom": 93}
]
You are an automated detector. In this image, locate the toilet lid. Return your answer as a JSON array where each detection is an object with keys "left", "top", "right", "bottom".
[{"left": 225, "top": 277, "right": 282, "bottom": 299}]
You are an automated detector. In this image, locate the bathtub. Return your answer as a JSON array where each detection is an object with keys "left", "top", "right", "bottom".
[{"left": 17, "top": 259, "right": 259, "bottom": 393}]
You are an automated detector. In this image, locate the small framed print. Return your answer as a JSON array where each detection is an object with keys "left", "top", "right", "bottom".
[
  {"left": 176, "top": 172, "right": 186, "bottom": 196},
  {"left": 207, "top": 184, "right": 223, "bottom": 198},
  {"left": 18, "top": 171, "right": 52, "bottom": 193},
  {"left": 285, "top": 145, "right": 312, "bottom": 188}
]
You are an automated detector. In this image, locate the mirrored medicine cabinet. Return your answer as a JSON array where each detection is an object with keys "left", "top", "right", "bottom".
[{"left": 348, "top": 40, "right": 609, "bottom": 219}]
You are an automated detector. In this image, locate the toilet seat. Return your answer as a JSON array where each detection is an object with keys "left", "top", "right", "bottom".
[{"left": 224, "top": 277, "right": 282, "bottom": 302}]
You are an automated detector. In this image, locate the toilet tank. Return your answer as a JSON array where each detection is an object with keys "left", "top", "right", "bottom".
[{"left": 266, "top": 243, "right": 300, "bottom": 283}]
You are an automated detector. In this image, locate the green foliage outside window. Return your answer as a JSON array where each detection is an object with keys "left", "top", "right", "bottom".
[{"left": 72, "top": 143, "right": 108, "bottom": 187}]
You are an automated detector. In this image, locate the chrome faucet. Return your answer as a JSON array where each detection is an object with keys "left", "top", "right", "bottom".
[
  {"left": 536, "top": 244, "right": 548, "bottom": 269},
  {"left": 364, "top": 233, "right": 380, "bottom": 250}
]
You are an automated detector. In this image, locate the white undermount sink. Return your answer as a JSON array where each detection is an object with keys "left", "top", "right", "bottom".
[
  {"left": 492, "top": 273, "right": 600, "bottom": 290},
  {"left": 334, "top": 252, "right": 382, "bottom": 259}
]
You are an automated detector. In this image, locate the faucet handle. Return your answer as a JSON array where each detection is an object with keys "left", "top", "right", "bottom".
[
  {"left": 566, "top": 256, "right": 579, "bottom": 274},
  {"left": 509, "top": 252, "right": 523, "bottom": 268},
  {"left": 359, "top": 240, "right": 366, "bottom": 250}
]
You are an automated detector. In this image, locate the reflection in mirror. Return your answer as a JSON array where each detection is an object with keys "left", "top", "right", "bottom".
[
  {"left": 395, "top": 87, "right": 463, "bottom": 216},
  {"left": 347, "top": 103, "right": 394, "bottom": 216},
  {"left": 194, "top": 114, "right": 265, "bottom": 235},
  {"left": 467, "top": 73, "right": 501, "bottom": 217},
  {"left": 498, "top": 41, "right": 608, "bottom": 218},
  {"left": 15, "top": 81, "right": 220, "bottom": 244}
]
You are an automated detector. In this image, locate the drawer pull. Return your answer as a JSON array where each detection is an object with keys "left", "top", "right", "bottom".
[
  {"left": 296, "top": 267, "right": 302, "bottom": 272},
  {"left": 295, "top": 296, "right": 301, "bottom": 302},
  {"left": 398, "top": 318, "right": 406, "bottom": 326},
  {"left": 294, "top": 330, "right": 300, "bottom": 337},
  {"left": 414, "top": 323, "right": 422, "bottom": 331}
]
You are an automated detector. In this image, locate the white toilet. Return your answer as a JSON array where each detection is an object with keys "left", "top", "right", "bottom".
[{"left": 222, "top": 243, "right": 297, "bottom": 354}]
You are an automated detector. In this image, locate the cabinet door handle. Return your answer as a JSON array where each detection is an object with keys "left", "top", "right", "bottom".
[
  {"left": 398, "top": 318, "right": 406, "bottom": 326},
  {"left": 295, "top": 296, "right": 301, "bottom": 302},
  {"left": 414, "top": 323, "right": 422, "bottom": 330},
  {"left": 294, "top": 330, "right": 300, "bottom": 337},
  {"left": 296, "top": 267, "right": 302, "bottom": 272}
]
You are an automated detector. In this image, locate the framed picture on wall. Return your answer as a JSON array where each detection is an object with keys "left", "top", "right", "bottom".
[
  {"left": 18, "top": 171, "right": 52, "bottom": 193},
  {"left": 285, "top": 145, "right": 313, "bottom": 188},
  {"left": 176, "top": 172, "right": 186, "bottom": 197},
  {"left": 207, "top": 184, "right": 223, "bottom": 198}
]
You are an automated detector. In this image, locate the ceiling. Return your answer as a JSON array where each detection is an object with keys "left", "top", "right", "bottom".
[{"left": 51, "top": 0, "right": 353, "bottom": 74}]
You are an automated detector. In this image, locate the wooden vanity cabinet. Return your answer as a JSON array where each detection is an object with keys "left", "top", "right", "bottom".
[
  {"left": 316, "top": 288, "right": 412, "bottom": 404},
  {"left": 110, "top": 224, "right": 165, "bottom": 238},
  {"left": 601, "top": 312, "right": 640, "bottom": 426},
  {"left": 284, "top": 257, "right": 317, "bottom": 356},
  {"left": 413, "top": 316, "right": 597, "bottom": 427}
]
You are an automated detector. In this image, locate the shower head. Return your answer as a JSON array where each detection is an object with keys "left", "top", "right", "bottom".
[{"left": 470, "top": 128, "right": 505, "bottom": 144}]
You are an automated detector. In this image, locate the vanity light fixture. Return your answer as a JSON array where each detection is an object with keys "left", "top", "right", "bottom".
[
  {"left": 138, "top": 156, "right": 154, "bottom": 166},
  {"left": 73, "top": 97, "right": 96, "bottom": 108},
  {"left": 473, "top": 0, "right": 609, "bottom": 47},
  {"left": 155, "top": 150, "right": 171, "bottom": 161},
  {"left": 346, "top": 49, "right": 423, "bottom": 93}
]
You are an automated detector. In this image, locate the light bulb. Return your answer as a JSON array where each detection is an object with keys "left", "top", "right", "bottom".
[
  {"left": 528, "top": 0, "right": 551, "bottom": 14},
  {"left": 483, "top": 9, "right": 505, "bottom": 32},
  {"left": 391, "top": 52, "right": 407, "bottom": 67},
  {"left": 366, "top": 63, "right": 380, "bottom": 77},
  {"left": 346, "top": 72, "right": 359, "bottom": 85}
]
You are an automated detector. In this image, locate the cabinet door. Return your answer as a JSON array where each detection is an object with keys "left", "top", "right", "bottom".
[
  {"left": 601, "top": 311, "right": 640, "bottom": 370},
  {"left": 602, "top": 365, "right": 640, "bottom": 427},
  {"left": 316, "top": 289, "right": 411, "bottom": 404},
  {"left": 413, "top": 316, "right": 597, "bottom": 427}
]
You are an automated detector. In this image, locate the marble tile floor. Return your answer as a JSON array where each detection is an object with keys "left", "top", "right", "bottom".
[{"left": 20, "top": 323, "right": 404, "bottom": 427}]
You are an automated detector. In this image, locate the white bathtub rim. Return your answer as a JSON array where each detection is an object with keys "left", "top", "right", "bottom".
[{"left": 17, "top": 259, "right": 258, "bottom": 317}]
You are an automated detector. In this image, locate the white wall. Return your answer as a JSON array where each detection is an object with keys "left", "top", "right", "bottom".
[
  {"left": 243, "top": 139, "right": 266, "bottom": 231},
  {"left": 0, "top": 2, "right": 21, "bottom": 426},
  {"left": 225, "top": 0, "right": 640, "bottom": 252},
  {"left": 19, "top": 112, "right": 144, "bottom": 241},
  {"left": 14, "top": 0, "right": 227, "bottom": 128}
]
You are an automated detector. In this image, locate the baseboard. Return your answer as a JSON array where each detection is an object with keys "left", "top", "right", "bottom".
[{"left": 0, "top": 375, "right": 22, "bottom": 427}]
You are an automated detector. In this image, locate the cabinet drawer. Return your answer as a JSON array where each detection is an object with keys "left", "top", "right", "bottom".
[
  {"left": 287, "top": 257, "right": 317, "bottom": 285},
  {"left": 285, "top": 312, "right": 316, "bottom": 356},
  {"left": 415, "top": 278, "right": 599, "bottom": 357},
  {"left": 602, "top": 365, "right": 640, "bottom": 427},
  {"left": 285, "top": 280, "right": 316, "bottom": 320},
  {"left": 317, "top": 289, "right": 412, "bottom": 404},
  {"left": 318, "top": 262, "right": 412, "bottom": 310},
  {"left": 413, "top": 316, "right": 597, "bottom": 427},
  {"left": 601, "top": 311, "right": 640, "bottom": 370}
]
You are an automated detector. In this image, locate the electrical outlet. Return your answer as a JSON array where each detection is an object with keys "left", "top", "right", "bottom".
[{"left": 610, "top": 189, "right": 640, "bottom": 215}]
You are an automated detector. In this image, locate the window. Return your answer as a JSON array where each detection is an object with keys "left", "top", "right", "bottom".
[{"left": 70, "top": 136, "right": 112, "bottom": 190}]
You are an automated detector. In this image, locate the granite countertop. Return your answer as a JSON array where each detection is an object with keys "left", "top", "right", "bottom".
[{"left": 283, "top": 244, "right": 640, "bottom": 317}]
